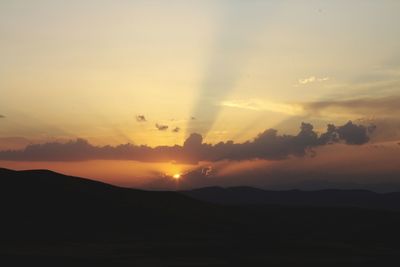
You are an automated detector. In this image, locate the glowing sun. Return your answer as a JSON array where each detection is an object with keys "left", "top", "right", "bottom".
[{"left": 172, "top": 173, "right": 181, "bottom": 180}]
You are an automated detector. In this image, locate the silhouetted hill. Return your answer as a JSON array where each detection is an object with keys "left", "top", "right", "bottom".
[
  {"left": 182, "top": 186, "right": 400, "bottom": 210},
  {"left": 0, "top": 168, "right": 218, "bottom": 241},
  {"left": 2, "top": 168, "right": 400, "bottom": 266}
]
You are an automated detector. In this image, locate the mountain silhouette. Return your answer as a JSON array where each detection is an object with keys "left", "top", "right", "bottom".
[
  {"left": 0, "top": 168, "right": 218, "bottom": 240},
  {"left": 2, "top": 168, "right": 400, "bottom": 266},
  {"left": 182, "top": 186, "right": 400, "bottom": 210}
]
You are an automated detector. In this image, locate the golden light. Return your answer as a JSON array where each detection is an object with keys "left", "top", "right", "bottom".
[{"left": 172, "top": 173, "right": 181, "bottom": 180}]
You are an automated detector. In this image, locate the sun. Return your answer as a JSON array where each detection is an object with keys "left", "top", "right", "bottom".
[{"left": 172, "top": 173, "right": 181, "bottom": 180}]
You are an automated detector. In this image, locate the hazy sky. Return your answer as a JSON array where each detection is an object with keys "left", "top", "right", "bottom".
[{"left": 1, "top": 1, "right": 400, "bottom": 189}]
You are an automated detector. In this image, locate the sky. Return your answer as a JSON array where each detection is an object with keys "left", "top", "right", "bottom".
[{"left": 1, "top": 1, "right": 400, "bottom": 190}]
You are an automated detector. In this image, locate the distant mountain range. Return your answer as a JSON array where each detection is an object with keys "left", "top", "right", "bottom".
[
  {"left": 2, "top": 167, "right": 400, "bottom": 266},
  {"left": 182, "top": 186, "right": 400, "bottom": 211}
]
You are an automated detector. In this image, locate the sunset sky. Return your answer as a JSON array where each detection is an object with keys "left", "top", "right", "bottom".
[{"left": 1, "top": 1, "right": 400, "bottom": 189}]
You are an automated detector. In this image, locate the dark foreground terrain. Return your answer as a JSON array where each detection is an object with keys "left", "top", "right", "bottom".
[{"left": 1, "top": 168, "right": 400, "bottom": 266}]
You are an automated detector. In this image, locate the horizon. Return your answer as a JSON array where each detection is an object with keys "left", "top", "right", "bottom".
[{"left": 4, "top": 166, "right": 400, "bottom": 194}]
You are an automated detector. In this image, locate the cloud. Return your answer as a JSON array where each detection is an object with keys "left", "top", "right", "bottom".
[
  {"left": 336, "top": 121, "right": 375, "bottom": 145},
  {"left": 0, "top": 122, "right": 374, "bottom": 163},
  {"left": 303, "top": 95, "right": 400, "bottom": 117},
  {"left": 301, "top": 96, "right": 400, "bottom": 142},
  {"left": 221, "top": 99, "right": 303, "bottom": 115},
  {"left": 298, "top": 76, "right": 329, "bottom": 85},
  {"left": 136, "top": 115, "right": 147, "bottom": 122},
  {"left": 220, "top": 95, "right": 400, "bottom": 118},
  {"left": 172, "top": 127, "right": 180, "bottom": 133},
  {"left": 155, "top": 123, "right": 169, "bottom": 131}
]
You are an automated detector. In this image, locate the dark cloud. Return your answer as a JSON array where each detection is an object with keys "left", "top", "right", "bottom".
[
  {"left": 0, "top": 122, "right": 373, "bottom": 163},
  {"left": 336, "top": 121, "right": 374, "bottom": 145},
  {"left": 155, "top": 123, "right": 169, "bottom": 131},
  {"left": 318, "top": 121, "right": 375, "bottom": 145},
  {"left": 136, "top": 115, "right": 147, "bottom": 122},
  {"left": 172, "top": 127, "right": 180, "bottom": 133}
]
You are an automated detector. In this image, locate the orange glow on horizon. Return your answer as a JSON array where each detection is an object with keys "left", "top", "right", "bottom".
[
  {"left": 172, "top": 173, "right": 181, "bottom": 180},
  {"left": 0, "top": 160, "right": 196, "bottom": 188}
]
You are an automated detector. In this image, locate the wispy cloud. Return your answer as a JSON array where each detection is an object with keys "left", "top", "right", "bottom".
[
  {"left": 221, "top": 94, "right": 400, "bottom": 124},
  {"left": 303, "top": 95, "right": 400, "bottom": 117},
  {"left": 298, "top": 76, "right": 329, "bottom": 85},
  {"left": 221, "top": 99, "right": 303, "bottom": 115}
]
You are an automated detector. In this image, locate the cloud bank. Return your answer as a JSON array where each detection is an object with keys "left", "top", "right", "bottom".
[{"left": 0, "top": 121, "right": 373, "bottom": 163}]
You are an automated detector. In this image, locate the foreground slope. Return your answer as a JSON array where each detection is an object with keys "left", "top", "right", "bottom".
[
  {"left": 2, "top": 168, "right": 400, "bottom": 266},
  {"left": 0, "top": 168, "right": 217, "bottom": 240}
]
